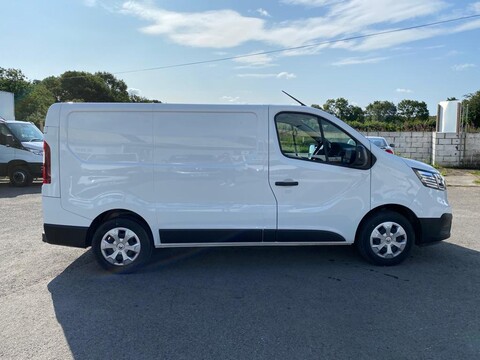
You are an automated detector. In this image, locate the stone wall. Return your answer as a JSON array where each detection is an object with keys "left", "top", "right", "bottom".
[
  {"left": 432, "top": 132, "right": 462, "bottom": 167},
  {"left": 464, "top": 133, "right": 480, "bottom": 167},
  {"left": 363, "top": 131, "right": 432, "bottom": 164},
  {"left": 362, "top": 131, "right": 480, "bottom": 167}
]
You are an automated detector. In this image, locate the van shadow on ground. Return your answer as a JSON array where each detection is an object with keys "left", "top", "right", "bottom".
[
  {"left": 0, "top": 181, "right": 41, "bottom": 198},
  {"left": 48, "top": 243, "right": 480, "bottom": 360}
]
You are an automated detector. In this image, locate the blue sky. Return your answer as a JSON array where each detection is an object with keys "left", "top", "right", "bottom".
[{"left": 1, "top": 0, "right": 480, "bottom": 113}]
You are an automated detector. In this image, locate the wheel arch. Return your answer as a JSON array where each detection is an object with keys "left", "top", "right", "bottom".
[
  {"left": 86, "top": 209, "right": 154, "bottom": 248},
  {"left": 355, "top": 204, "right": 422, "bottom": 246},
  {"left": 7, "top": 160, "right": 30, "bottom": 172}
]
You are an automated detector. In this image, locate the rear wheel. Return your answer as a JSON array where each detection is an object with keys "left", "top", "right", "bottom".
[
  {"left": 9, "top": 166, "right": 33, "bottom": 187},
  {"left": 356, "top": 211, "right": 414, "bottom": 266},
  {"left": 92, "top": 218, "right": 153, "bottom": 273}
]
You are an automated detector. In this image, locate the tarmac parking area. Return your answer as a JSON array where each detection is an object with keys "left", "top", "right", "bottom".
[{"left": 0, "top": 183, "right": 479, "bottom": 359}]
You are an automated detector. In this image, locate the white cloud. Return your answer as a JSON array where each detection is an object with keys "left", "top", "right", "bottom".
[
  {"left": 121, "top": 1, "right": 265, "bottom": 48},
  {"left": 470, "top": 2, "right": 480, "bottom": 12},
  {"left": 396, "top": 88, "right": 413, "bottom": 93},
  {"left": 237, "top": 72, "right": 296, "bottom": 79},
  {"left": 425, "top": 45, "right": 445, "bottom": 50},
  {"left": 127, "top": 88, "right": 141, "bottom": 96},
  {"left": 331, "top": 56, "right": 388, "bottom": 66},
  {"left": 118, "top": 0, "right": 480, "bottom": 56},
  {"left": 221, "top": 96, "right": 241, "bottom": 103},
  {"left": 84, "top": 0, "right": 97, "bottom": 7},
  {"left": 277, "top": 72, "right": 297, "bottom": 79},
  {"left": 451, "top": 63, "right": 476, "bottom": 71},
  {"left": 255, "top": 8, "right": 271, "bottom": 17},
  {"left": 281, "top": 0, "right": 338, "bottom": 7},
  {"left": 232, "top": 52, "right": 275, "bottom": 67}
]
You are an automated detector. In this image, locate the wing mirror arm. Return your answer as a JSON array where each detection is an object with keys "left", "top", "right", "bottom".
[{"left": 354, "top": 145, "right": 369, "bottom": 168}]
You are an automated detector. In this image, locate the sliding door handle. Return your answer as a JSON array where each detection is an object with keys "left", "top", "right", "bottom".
[{"left": 275, "top": 181, "right": 299, "bottom": 187}]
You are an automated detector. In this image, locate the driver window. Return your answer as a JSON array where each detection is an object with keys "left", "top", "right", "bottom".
[
  {"left": 275, "top": 113, "right": 325, "bottom": 162},
  {"left": 319, "top": 119, "right": 357, "bottom": 165},
  {"left": 275, "top": 112, "right": 361, "bottom": 167}
]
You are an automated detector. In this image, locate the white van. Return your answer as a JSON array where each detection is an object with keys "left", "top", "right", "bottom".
[
  {"left": 0, "top": 119, "right": 44, "bottom": 186},
  {"left": 42, "top": 103, "right": 452, "bottom": 273}
]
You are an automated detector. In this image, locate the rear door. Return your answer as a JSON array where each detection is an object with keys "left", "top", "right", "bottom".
[{"left": 269, "top": 110, "right": 371, "bottom": 244}]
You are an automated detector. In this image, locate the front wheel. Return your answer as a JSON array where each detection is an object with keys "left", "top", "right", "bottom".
[
  {"left": 9, "top": 166, "right": 33, "bottom": 187},
  {"left": 92, "top": 218, "right": 153, "bottom": 273},
  {"left": 356, "top": 211, "right": 414, "bottom": 266}
]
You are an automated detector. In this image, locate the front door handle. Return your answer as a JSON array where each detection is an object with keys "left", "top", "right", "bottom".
[{"left": 275, "top": 181, "right": 299, "bottom": 186}]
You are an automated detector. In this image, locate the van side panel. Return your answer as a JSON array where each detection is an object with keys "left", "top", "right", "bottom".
[
  {"left": 59, "top": 109, "right": 158, "bottom": 242},
  {"left": 153, "top": 108, "right": 277, "bottom": 243}
]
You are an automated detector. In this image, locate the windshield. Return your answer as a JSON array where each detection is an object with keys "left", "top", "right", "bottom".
[
  {"left": 6, "top": 122, "right": 44, "bottom": 142},
  {"left": 369, "top": 138, "right": 387, "bottom": 147}
]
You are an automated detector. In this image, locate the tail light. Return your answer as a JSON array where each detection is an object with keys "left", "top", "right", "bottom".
[
  {"left": 386, "top": 149, "right": 394, "bottom": 154},
  {"left": 43, "top": 141, "right": 51, "bottom": 184}
]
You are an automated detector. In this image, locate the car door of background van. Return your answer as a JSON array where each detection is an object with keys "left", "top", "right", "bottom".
[
  {"left": 268, "top": 110, "right": 371, "bottom": 244},
  {"left": 153, "top": 106, "right": 277, "bottom": 245}
]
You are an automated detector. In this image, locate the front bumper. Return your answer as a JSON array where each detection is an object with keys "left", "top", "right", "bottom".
[
  {"left": 417, "top": 213, "right": 453, "bottom": 246},
  {"left": 43, "top": 224, "right": 89, "bottom": 248},
  {"left": 29, "top": 162, "right": 43, "bottom": 178}
]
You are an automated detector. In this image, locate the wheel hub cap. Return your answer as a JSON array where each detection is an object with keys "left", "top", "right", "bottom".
[
  {"left": 370, "top": 221, "right": 407, "bottom": 259},
  {"left": 100, "top": 227, "right": 141, "bottom": 266}
]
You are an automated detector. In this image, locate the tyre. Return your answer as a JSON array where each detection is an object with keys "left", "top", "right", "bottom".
[
  {"left": 9, "top": 166, "right": 33, "bottom": 187},
  {"left": 92, "top": 218, "right": 153, "bottom": 273},
  {"left": 356, "top": 211, "right": 414, "bottom": 266}
]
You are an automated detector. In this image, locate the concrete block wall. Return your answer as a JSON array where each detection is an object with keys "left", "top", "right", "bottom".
[
  {"left": 463, "top": 133, "right": 480, "bottom": 167},
  {"left": 362, "top": 131, "right": 480, "bottom": 167},
  {"left": 432, "top": 132, "right": 462, "bottom": 167},
  {"left": 363, "top": 131, "right": 432, "bottom": 163}
]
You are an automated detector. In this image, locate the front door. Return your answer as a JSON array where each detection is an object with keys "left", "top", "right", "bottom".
[{"left": 269, "top": 111, "right": 371, "bottom": 244}]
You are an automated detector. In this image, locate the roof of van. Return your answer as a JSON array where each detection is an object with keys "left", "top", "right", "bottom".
[{"left": 0, "top": 119, "right": 30, "bottom": 124}]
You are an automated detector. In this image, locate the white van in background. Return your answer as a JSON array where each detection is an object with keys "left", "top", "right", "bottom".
[
  {"left": 0, "top": 119, "right": 44, "bottom": 186},
  {"left": 42, "top": 103, "right": 452, "bottom": 273}
]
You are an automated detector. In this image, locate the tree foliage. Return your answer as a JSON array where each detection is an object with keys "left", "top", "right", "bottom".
[
  {"left": 397, "top": 99, "right": 429, "bottom": 122},
  {"left": 322, "top": 98, "right": 365, "bottom": 122},
  {"left": 365, "top": 101, "right": 397, "bottom": 123},
  {"left": 313, "top": 98, "right": 435, "bottom": 131},
  {"left": 463, "top": 91, "right": 480, "bottom": 128},
  {"left": 0, "top": 68, "right": 31, "bottom": 102}
]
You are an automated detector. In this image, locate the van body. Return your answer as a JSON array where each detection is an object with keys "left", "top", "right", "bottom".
[
  {"left": 42, "top": 103, "right": 452, "bottom": 272},
  {"left": 0, "top": 119, "right": 43, "bottom": 186}
]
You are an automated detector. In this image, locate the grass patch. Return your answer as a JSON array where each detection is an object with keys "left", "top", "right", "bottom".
[{"left": 432, "top": 164, "right": 448, "bottom": 176}]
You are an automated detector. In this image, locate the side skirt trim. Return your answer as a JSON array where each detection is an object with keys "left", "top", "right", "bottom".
[{"left": 159, "top": 229, "right": 346, "bottom": 245}]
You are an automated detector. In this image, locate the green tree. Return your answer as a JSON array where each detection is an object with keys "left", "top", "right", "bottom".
[
  {"left": 349, "top": 105, "right": 365, "bottom": 123},
  {"left": 365, "top": 101, "right": 397, "bottom": 122},
  {"left": 129, "top": 94, "right": 161, "bottom": 103},
  {"left": 322, "top": 98, "right": 364, "bottom": 122},
  {"left": 59, "top": 71, "right": 115, "bottom": 102},
  {"left": 16, "top": 84, "right": 56, "bottom": 127},
  {"left": 463, "top": 91, "right": 480, "bottom": 128},
  {"left": 41, "top": 76, "right": 62, "bottom": 102},
  {"left": 95, "top": 71, "right": 130, "bottom": 102},
  {"left": 0, "top": 67, "right": 32, "bottom": 102},
  {"left": 397, "top": 99, "right": 429, "bottom": 122}
]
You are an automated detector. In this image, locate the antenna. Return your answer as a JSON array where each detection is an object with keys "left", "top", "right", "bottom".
[{"left": 282, "top": 90, "right": 306, "bottom": 106}]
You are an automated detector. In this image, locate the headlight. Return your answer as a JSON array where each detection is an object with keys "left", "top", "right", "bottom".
[
  {"left": 413, "top": 169, "right": 446, "bottom": 191},
  {"left": 27, "top": 148, "right": 43, "bottom": 156}
]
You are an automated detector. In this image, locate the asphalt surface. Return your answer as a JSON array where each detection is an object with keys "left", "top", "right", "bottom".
[{"left": 0, "top": 182, "right": 479, "bottom": 360}]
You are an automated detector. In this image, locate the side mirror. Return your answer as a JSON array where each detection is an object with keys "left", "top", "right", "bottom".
[
  {"left": 390, "top": 143, "right": 395, "bottom": 148},
  {"left": 308, "top": 144, "right": 316, "bottom": 159},
  {"left": 6, "top": 134, "right": 15, "bottom": 147},
  {"left": 354, "top": 145, "right": 369, "bottom": 168}
]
